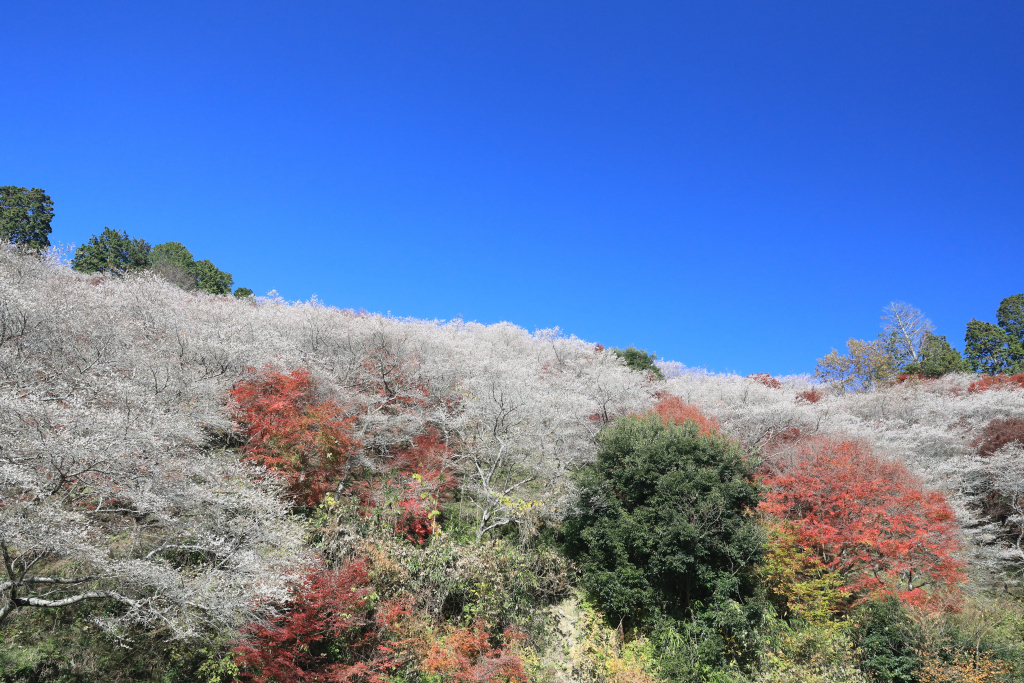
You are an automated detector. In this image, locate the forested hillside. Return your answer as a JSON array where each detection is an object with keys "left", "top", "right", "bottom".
[{"left": 2, "top": 244, "right": 1023, "bottom": 683}]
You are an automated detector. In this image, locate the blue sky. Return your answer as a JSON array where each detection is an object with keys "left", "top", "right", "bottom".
[{"left": 3, "top": 1, "right": 1022, "bottom": 375}]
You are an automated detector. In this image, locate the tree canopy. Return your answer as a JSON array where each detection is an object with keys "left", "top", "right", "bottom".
[
  {"left": 964, "top": 295, "right": 1024, "bottom": 375},
  {"left": 901, "top": 333, "right": 967, "bottom": 378},
  {"left": 881, "top": 301, "right": 934, "bottom": 369},
  {"left": 563, "top": 408, "right": 763, "bottom": 626},
  {"left": 150, "top": 241, "right": 235, "bottom": 295},
  {"left": 71, "top": 234, "right": 238, "bottom": 295},
  {"left": 71, "top": 228, "right": 152, "bottom": 274},
  {"left": 0, "top": 186, "right": 54, "bottom": 251}
]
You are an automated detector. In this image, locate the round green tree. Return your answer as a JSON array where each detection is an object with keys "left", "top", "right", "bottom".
[{"left": 563, "top": 412, "right": 764, "bottom": 627}]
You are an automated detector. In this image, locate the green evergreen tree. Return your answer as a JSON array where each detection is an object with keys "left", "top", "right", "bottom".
[
  {"left": 151, "top": 241, "right": 195, "bottom": 269},
  {"left": 233, "top": 287, "right": 254, "bottom": 298},
  {"left": 901, "top": 333, "right": 968, "bottom": 377},
  {"left": 611, "top": 346, "right": 664, "bottom": 379},
  {"left": 150, "top": 241, "right": 234, "bottom": 295},
  {"left": 964, "top": 294, "right": 1024, "bottom": 375},
  {"left": 996, "top": 294, "right": 1024, "bottom": 351},
  {"left": 563, "top": 414, "right": 763, "bottom": 627},
  {"left": 0, "top": 186, "right": 54, "bottom": 250},
  {"left": 71, "top": 228, "right": 152, "bottom": 274},
  {"left": 191, "top": 259, "right": 234, "bottom": 295}
]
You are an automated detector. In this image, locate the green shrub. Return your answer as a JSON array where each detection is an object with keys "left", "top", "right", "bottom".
[
  {"left": 611, "top": 347, "right": 665, "bottom": 379},
  {"left": 851, "top": 597, "right": 920, "bottom": 683}
]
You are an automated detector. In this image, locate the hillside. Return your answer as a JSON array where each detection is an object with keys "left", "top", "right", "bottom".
[{"left": 2, "top": 245, "right": 1023, "bottom": 683}]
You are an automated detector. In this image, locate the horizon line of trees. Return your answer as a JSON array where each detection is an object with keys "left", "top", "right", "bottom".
[
  {"left": 0, "top": 185, "right": 252, "bottom": 297},
  {"left": 4, "top": 184, "right": 1022, "bottom": 377},
  {"left": 815, "top": 296, "right": 1024, "bottom": 391}
]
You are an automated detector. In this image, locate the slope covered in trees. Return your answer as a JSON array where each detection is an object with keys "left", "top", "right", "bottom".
[{"left": 2, "top": 245, "right": 1024, "bottom": 683}]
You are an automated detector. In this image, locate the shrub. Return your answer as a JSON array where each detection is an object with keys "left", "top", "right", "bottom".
[
  {"left": 974, "top": 417, "right": 1024, "bottom": 457},
  {"left": 968, "top": 373, "right": 1024, "bottom": 394},
  {"left": 748, "top": 373, "right": 783, "bottom": 389},
  {"left": 234, "top": 560, "right": 417, "bottom": 683},
  {"left": 558, "top": 597, "right": 658, "bottom": 683},
  {"left": 422, "top": 623, "right": 528, "bottom": 683},
  {"left": 797, "top": 387, "right": 823, "bottom": 403},
  {"left": 352, "top": 428, "right": 456, "bottom": 544},
  {"left": 916, "top": 651, "right": 1014, "bottom": 683},
  {"left": 851, "top": 597, "right": 920, "bottom": 683}
]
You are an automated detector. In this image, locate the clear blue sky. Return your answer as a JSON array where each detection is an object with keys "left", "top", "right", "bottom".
[{"left": 3, "top": 2, "right": 1022, "bottom": 375}]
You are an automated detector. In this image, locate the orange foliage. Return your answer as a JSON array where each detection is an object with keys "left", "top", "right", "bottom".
[
  {"left": 968, "top": 373, "right": 1024, "bottom": 393},
  {"left": 759, "top": 437, "right": 965, "bottom": 606},
  {"left": 917, "top": 651, "right": 1015, "bottom": 683},
  {"left": 422, "top": 623, "right": 528, "bottom": 683},
  {"left": 747, "top": 372, "right": 782, "bottom": 389},
  {"left": 230, "top": 367, "right": 359, "bottom": 506},
  {"left": 650, "top": 396, "right": 719, "bottom": 436}
]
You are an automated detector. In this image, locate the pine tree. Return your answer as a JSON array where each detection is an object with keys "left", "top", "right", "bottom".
[
  {"left": 0, "top": 186, "right": 53, "bottom": 250},
  {"left": 964, "top": 296, "right": 1024, "bottom": 375},
  {"left": 71, "top": 228, "right": 152, "bottom": 274}
]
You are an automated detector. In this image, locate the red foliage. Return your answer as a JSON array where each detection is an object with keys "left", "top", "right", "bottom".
[
  {"left": 422, "top": 623, "right": 528, "bottom": 683},
  {"left": 354, "top": 429, "right": 457, "bottom": 544},
  {"left": 895, "top": 374, "right": 932, "bottom": 383},
  {"left": 796, "top": 388, "right": 823, "bottom": 404},
  {"left": 235, "top": 562, "right": 524, "bottom": 683},
  {"left": 234, "top": 560, "right": 412, "bottom": 683},
  {"left": 231, "top": 367, "right": 359, "bottom": 506},
  {"left": 968, "top": 373, "right": 1024, "bottom": 393},
  {"left": 973, "top": 417, "right": 1024, "bottom": 457},
  {"left": 650, "top": 396, "right": 719, "bottom": 436},
  {"left": 747, "top": 373, "right": 782, "bottom": 389},
  {"left": 759, "top": 437, "right": 965, "bottom": 606}
]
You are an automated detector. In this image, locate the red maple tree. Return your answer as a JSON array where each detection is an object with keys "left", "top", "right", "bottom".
[
  {"left": 759, "top": 437, "right": 965, "bottom": 606},
  {"left": 230, "top": 367, "right": 359, "bottom": 506},
  {"left": 234, "top": 560, "right": 415, "bottom": 683}
]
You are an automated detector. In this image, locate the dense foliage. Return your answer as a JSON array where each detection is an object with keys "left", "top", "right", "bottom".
[
  {"left": 72, "top": 227, "right": 238, "bottom": 294},
  {"left": 902, "top": 333, "right": 968, "bottom": 378},
  {"left": 563, "top": 404, "right": 762, "bottom": 626},
  {"left": 965, "top": 295, "right": 1024, "bottom": 375},
  {"left": 759, "top": 437, "right": 965, "bottom": 605},
  {"left": 71, "top": 227, "right": 153, "bottom": 274},
  {"left": 0, "top": 187, "right": 53, "bottom": 251},
  {"left": 151, "top": 240, "right": 235, "bottom": 295},
  {"left": 3, "top": 243, "right": 1024, "bottom": 683}
]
